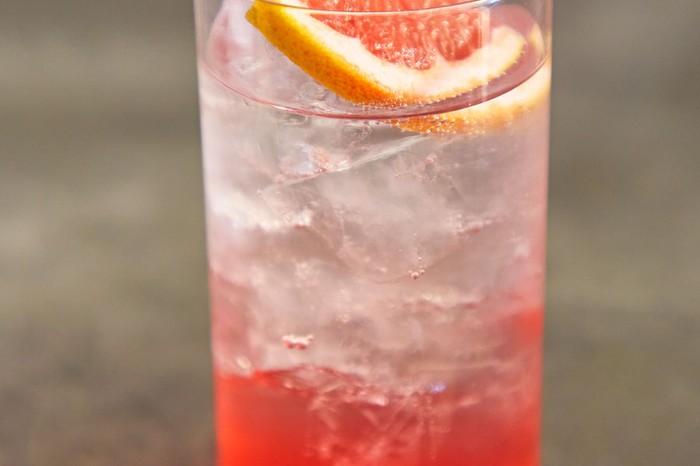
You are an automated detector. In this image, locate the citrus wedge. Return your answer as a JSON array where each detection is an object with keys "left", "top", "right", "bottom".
[
  {"left": 393, "top": 60, "right": 551, "bottom": 134},
  {"left": 245, "top": 0, "right": 527, "bottom": 106}
]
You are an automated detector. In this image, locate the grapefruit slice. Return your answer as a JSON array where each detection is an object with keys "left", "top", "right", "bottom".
[
  {"left": 245, "top": 0, "right": 527, "bottom": 106},
  {"left": 394, "top": 60, "right": 551, "bottom": 134}
]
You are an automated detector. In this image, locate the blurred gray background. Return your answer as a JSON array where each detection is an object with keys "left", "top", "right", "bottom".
[{"left": 2, "top": 0, "right": 699, "bottom": 465}]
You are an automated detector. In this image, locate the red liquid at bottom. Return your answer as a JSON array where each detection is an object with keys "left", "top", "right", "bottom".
[{"left": 214, "top": 310, "right": 541, "bottom": 466}]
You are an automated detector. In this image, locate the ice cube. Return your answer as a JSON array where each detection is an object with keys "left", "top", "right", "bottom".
[
  {"left": 262, "top": 136, "right": 492, "bottom": 282},
  {"left": 305, "top": 374, "right": 447, "bottom": 465}
]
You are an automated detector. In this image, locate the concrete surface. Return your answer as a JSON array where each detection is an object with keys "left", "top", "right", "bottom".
[{"left": 2, "top": 0, "right": 699, "bottom": 465}]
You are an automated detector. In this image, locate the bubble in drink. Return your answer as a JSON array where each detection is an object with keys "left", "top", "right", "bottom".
[{"left": 282, "top": 334, "right": 315, "bottom": 350}]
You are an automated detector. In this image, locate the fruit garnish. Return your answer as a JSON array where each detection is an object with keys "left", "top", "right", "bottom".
[
  {"left": 393, "top": 60, "right": 550, "bottom": 134},
  {"left": 245, "top": 0, "right": 527, "bottom": 106}
]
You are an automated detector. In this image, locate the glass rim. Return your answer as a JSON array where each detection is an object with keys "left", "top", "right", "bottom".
[{"left": 246, "top": 0, "right": 503, "bottom": 15}]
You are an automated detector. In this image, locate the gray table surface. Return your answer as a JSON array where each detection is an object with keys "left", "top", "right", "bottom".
[{"left": 2, "top": 1, "right": 699, "bottom": 465}]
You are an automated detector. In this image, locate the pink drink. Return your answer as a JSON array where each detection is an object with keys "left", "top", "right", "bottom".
[{"left": 194, "top": 0, "right": 551, "bottom": 464}]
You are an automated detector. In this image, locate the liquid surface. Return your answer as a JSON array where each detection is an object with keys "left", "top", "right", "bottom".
[{"left": 204, "top": 0, "right": 549, "bottom": 117}]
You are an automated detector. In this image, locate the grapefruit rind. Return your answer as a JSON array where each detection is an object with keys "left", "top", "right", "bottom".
[
  {"left": 393, "top": 61, "right": 551, "bottom": 134},
  {"left": 246, "top": 0, "right": 527, "bottom": 106}
]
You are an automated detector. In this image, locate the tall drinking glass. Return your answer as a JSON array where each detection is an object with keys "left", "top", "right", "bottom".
[{"left": 193, "top": 0, "right": 551, "bottom": 464}]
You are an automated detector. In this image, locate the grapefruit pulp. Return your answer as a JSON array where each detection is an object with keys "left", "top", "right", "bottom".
[{"left": 245, "top": 0, "right": 528, "bottom": 106}]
